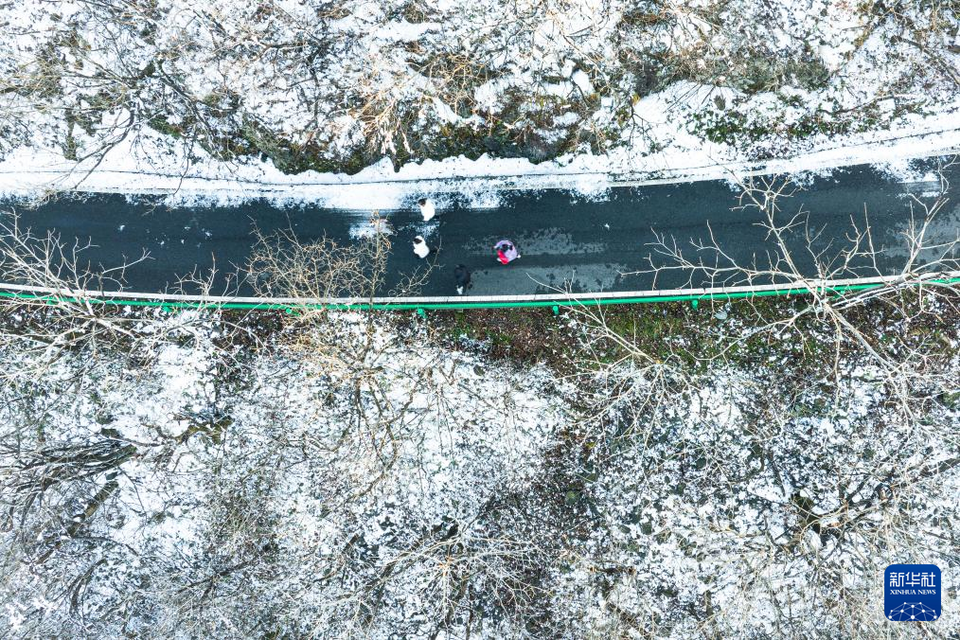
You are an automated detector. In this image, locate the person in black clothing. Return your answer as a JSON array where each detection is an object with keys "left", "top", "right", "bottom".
[{"left": 454, "top": 264, "right": 471, "bottom": 295}]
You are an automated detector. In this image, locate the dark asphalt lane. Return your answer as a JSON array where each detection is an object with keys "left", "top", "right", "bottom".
[{"left": 2, "top": 159, "right": 958, "bottom": 297}]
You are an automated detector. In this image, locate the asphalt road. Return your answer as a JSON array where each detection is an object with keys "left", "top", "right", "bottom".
[{"left": 2, "top": 159, "right": 958, "bottom": 298}]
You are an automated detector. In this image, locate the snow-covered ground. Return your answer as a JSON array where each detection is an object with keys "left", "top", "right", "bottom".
[{"left": 1, "top": 300, "right": 957, "bottom": 638}]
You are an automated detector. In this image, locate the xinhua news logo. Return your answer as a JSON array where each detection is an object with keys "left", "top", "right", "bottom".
[{"left": 885, "top": 564, "right": 941, "bottom": 622}]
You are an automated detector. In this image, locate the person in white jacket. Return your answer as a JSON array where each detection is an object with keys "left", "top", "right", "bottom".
[
  {"left": 418, "top": 197, "right": 436, "bottom": 222},
  {"left": 412, "top": 235, "right": 430, "bottom": 259}
]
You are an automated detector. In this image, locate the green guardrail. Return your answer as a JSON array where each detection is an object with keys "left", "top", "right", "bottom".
[{"left": 1, "top": 277, "right": 958, "bottom": 313}]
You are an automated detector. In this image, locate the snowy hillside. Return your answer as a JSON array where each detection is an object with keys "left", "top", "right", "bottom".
[
  {"left": 1, "top": 296, "right": 957, "bottom": 638},
  {"left": 0, "top": 0, "right": 958, "bottom": 199}
]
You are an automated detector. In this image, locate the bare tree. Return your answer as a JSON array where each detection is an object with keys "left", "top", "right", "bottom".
[
  {"left": 0, "top": 210, "right": 151, "bottom": 380},
  {"left": 635, "top": 159, "right": 959, "bottom": 417}
]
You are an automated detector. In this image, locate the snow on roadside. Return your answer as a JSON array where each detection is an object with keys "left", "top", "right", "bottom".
[{"left": 0, "top": 83, "right": 957, "bottom": 211}]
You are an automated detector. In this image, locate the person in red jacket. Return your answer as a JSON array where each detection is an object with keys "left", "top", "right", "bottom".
[{"left": 494, "top": 239, "right": 519, "bottom": 264}]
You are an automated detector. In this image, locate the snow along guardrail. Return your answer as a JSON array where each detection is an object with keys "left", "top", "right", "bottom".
[{"left": 1, "top": 272, "right": 959, "bottom": 311}]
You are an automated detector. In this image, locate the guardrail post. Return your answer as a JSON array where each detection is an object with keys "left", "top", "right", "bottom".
[
  {"left": 551, "top": 305, "right": 559, "bottom": 316},
  {"left": 691, "top": 299, "right": 699, "bottom": 309},
  {"left": 417, "top": 307, "right": 426, "bottom": 318}
]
